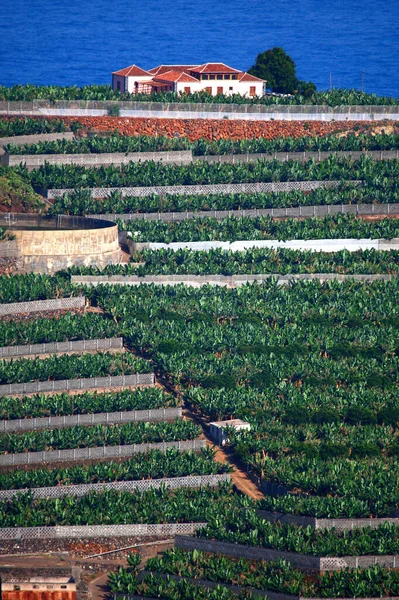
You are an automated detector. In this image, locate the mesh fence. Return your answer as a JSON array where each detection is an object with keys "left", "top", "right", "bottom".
[
  {"left": 0, "top": 406, "right": 182, "bottom": 433},
  {"left": 198, "top": 150, "right": 399, "bottom": 164},
  {"left": 0, "top": 473, "right": 230, "bottom": 501},
  {"left": 0, "top": 521, "right": 206, "bottom": 540},
  {"left": 0, "top": 337, "right": 123, "bottom": 359},
  {"left": 95, "top": 202, "right": 399, "bottom": 223},
  {"left": 0, "top": 438, "right": 206, "bottom": 467},
  {"left": 0, "top": 372, "right": 155, "bottom": 397},
  {"left": 0, "top": 296, "right": 86, "bottom": 316},
  {"left": 46, "top": 180, "right": 345, "bottom": 199}
]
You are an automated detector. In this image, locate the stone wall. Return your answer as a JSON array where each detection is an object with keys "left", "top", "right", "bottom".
[{"left": 0, "top": 214, "right": 121, "bottom": 273}]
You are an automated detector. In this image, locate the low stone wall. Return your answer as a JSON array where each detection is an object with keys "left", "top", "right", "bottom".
[
  {"left": 0, "top": 522, "right": 206, "bottom": 540},
  {"left": 71, "top": 273, "right": 395, "bottom": 289},
  {"left": 0, "top": 473, "right": 230, "bottom": 501},
  {"left": 0, "top": 336, "right": 123, "bottom": 359},
  {"left": 92, "top": 200, "right": 399, "bottom": 223},
  {"left": 0, "top": 372, "right": 155, "bottom": 397},
  {"left": 0, "top": 406, "right": 181, "bottom": 433},
  {"left": 175, "top": 535, "right": 399, "bottom": 571},
  {"left": 1, "top": 150, "right": 192, "bottom": 169},
  {"left": 0, "top": 439, "right": 206, "bottom": 467},
  {"left": 45, "top": 179, "right": 346, "bottom": 199},
  {"left": 0, "top": 296, "right": 86, "bottom": 316}
]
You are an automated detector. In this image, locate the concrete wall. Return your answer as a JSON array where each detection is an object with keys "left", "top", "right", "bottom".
[
  {"left": 0, "top": 336, "right": 123, "bottom": 359},
  {"left": 0, "top": 132, "right": 74, "bottom": 150},
  {"left": 1, "top": 150, "right": 193, "bottom": 169}
]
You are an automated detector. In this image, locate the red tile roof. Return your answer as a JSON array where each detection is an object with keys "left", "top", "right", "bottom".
[
  {"left": 149, "top": 65, "right": 199, "bottom": 76},
  {"left": 112, "top": 64, "right": 152, "bottom": 77},
  {"left": 238, "top": 72, "right": 265, "bottom": 82},
  {"left": 154, "top": 70, "right": 199, "bottom": 83},
  {"left": 190, "top": 62, "right": 242, "bottom": 74}
]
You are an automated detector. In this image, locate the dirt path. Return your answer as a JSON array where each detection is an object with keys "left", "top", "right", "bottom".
[{"left": 87, "top": 572, "right": 109, "bottom": 600}]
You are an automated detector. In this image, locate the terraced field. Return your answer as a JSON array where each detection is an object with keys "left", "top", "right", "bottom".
[{"left": 2, "top": 113, "right": 399, "bottom": 597}]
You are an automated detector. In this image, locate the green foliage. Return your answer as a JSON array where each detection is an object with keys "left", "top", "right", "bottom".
[
  {"left": 0, "top": 168, "right": 43, "bottom": 212},
  {"left": 248, "top": 47, "right": 315, "bottom": 95}
]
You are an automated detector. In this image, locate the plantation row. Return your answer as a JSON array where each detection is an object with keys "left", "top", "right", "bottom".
[
  {"left": 0, "top": 483, "right": 235, "bottom": 527},
  {"left": 49, "top": 180, "right": 399, "bottom": 215},
  {"left": 5, "top": 131, "right": 399, "bottom": 155},
  {"left": 1, "top": 84, "right": 398, "bottom": 105},
  {"left": 70, "top": 247, "right": 399, "bottom": 275},
  {"left": 0, "top": 448, "right": 229, "bottom": 490},
  {"left": 19, "top": 155, "right": 399, "bottom": 189},
  {"left": 0, "top": 272, "right": 75, "bottom": 303},
  {"left": 120, "top": 213, "right": 399, "bottom": 243},
  {"left": 0, "top": 388, "right": 177, "bottom": 420},
  {"left": 0, "top": 352, "right": 150, "bottom": 385},
  {"left": 110, "top": 550, "right": 399, "bottom": 598},
  {"left": 0, "top": 419, "right": 200, "bottom": 454}
]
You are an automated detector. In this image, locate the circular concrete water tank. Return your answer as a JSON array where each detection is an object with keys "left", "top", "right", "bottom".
[{"left": 0, "top": 214, "right": 121, "bottom": 273}]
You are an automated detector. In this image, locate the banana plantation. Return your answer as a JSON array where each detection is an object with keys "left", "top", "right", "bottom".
[{"left": 3, "top": 112, "right": 399, "bottom": 599}]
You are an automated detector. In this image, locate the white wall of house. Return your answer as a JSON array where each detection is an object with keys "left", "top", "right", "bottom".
[
  {"left": 125, "top": 75, "right": 153, "bottom": 94},
  {"left": 176, "top": 80, "right": 264, "bottom": 97},
  {"left": 174, "top": 80, "right": 207, "bottom": 95}
]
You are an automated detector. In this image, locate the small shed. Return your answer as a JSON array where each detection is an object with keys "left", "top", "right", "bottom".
[{"left": 209, "top": 419, "right": 251, "bottom": 446}]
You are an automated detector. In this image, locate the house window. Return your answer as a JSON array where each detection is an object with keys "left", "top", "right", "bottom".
[
  {"left": 232, "top": 75, "right": 237, "bottom": 80},
  {"left": 205, "top": 87, "right": 212, "bottom": 94},
  {"left": 210, "top": 74, "right": 215, "bottom": 80},
  {"left": 184, "top": 87, "right": 191, "bottom": 94},
  {"left": 202, "top": 74, "right": 209, "bottom": 80},
  {"left": 249, "top": 86, "right": 256, "bottom": 96},
  {"left": 224, "top": 74, "right": 230, "bottom": 80},
  {"left": 217, "top": 87, "right": 223, "bottom": 95},
  {"left": 229, "top": 87, "right": 233, "bottom": 91},
  {"left": 217, "top": 74, "right": 223, "bottom": 80}
]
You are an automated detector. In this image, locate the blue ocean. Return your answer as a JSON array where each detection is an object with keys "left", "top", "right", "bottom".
[{"left": 0, "top": 0, "right": 398, "bottom": 97}]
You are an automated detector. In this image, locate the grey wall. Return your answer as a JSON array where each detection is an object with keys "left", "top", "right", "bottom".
[{"left": 0, "top": 296, "right": 85, "bottom": 316}]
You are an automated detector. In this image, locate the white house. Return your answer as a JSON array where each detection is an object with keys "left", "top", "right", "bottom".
[
  {"left": 209, "top": 419, "right": 251, "bottom": 446},
  {"left": 112, "top": 62, "right": 265, "bottom": 97}
]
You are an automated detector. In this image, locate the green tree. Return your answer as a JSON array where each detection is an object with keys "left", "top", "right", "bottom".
[{"left": 249, "top": 47, "right": 315, "bottom": 96}]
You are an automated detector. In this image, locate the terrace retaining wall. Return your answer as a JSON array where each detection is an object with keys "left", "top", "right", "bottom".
[
  {"left": 0, "top": 439, "right": 206, "bottom": 467},
  {"left": 0, "top": 132, "right": 75, "bottom": 150},
  {"left": 0, "top": 473, "right": 230, "bottom": 501},
  {"left": 71, "top": 274, "right": 396, "bottom": 289},
  {"left": 0, "top": 296, "right": 86, "bottom": 316},
  {"left": 256, "top": 509, "right": 399, "bottom": 531},
  {"left": 1, "top": 150, "right": 192, "bottom": 169},
  {"left": 93, "top": 201, "right": 399, "bottom": 223},
  {"left": 0, "top": 522, "right": 206, "bottom": 540},
  {"left": 198, "top": 150, "right": 399, "bottom": 163},
  {"left": 2, "top": 100, "right": 399, "bottom": 121},
  {"left": 0, "top": 336, "right": 123, "bottom": 359},
  {"left": 44, "top": 180, "right": 347, "bottom": 199},
  {"left": 0, "top": 407, "right": 182, "bottom": 433},
  {"left": 0, "top": 372, "right": 155, "bottom": 397},
  {"left": 175, "top": 535, "right": 399, "bottom": 571}
]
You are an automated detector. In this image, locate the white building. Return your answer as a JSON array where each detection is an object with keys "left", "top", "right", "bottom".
[
  {"left": 112, "top": 62, "right": 265, "bottom": 97},
  {"left": 209, "top": 419, "right": 251, "bottom": 446}
]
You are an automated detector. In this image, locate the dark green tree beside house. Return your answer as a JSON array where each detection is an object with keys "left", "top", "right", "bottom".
[{"left": 249, "top": 47, "right": 316, "bottom": 97}]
